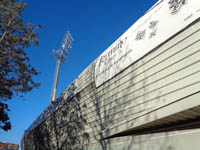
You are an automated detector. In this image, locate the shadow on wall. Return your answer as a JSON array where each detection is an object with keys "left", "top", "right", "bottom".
[
  {"left": 22, "top": 92, "right": 90, "bottom": 150},
  {"left": 22, "top": 58, "right": 176, "bottom": 150},
  {"left": 87, "top": 60, "right": 174, "bottom": 150}
]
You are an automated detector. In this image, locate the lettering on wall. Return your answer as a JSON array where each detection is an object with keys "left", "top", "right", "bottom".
[
  {"left": 168, "top": 0, "right": 186, "bottom": 13},
  {"left": 95, "top": 0, "right": 200, "bottom": 87}
]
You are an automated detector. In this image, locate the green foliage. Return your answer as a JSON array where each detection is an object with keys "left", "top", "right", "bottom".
[{"left": 0, "top": 0, "right": 41, "bottom": 131}]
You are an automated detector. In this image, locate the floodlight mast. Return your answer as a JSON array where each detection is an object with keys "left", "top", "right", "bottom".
[{"left": 50, "top": 31, "right": 73, "bottom": 105}]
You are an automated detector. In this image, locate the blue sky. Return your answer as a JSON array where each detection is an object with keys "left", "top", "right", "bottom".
[{"left": 0, "top": 0, "right": 157, "bottom": 146}]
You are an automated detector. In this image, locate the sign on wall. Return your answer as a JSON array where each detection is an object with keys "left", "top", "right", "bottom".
[{"left": 95, "top": 0, "right": 200, "bottom": 87}]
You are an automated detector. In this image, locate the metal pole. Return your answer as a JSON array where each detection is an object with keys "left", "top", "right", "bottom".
[
  {"left": 49, "top": 31, "right": 73, "bottom": 105},
  {"left": 50, "top": 58, "right": 61, "bottom": 104}
]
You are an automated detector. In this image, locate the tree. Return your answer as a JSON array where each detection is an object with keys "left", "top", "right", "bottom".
[{"left": 0, "top": 0, "right": 41, "bottom": 131}]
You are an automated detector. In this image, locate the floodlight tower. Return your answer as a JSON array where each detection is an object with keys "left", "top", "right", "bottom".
[{"left": 50, "top": 31, "right": 73, "bottom": 105}]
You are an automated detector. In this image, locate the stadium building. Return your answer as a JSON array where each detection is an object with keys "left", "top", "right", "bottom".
[{"left": 21, "top": 0, "right": 200, "bottom": 149}]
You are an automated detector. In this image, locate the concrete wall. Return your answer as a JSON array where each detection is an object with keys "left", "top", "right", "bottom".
[
  {"left": 90, "top": 129, "right": 200, "bottom": 150},
  {"left": 21, "top": 19, "right": 200, "bottom": 150}
]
